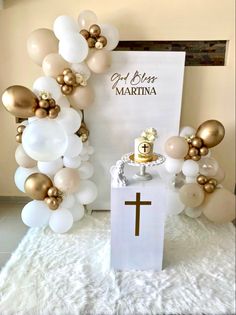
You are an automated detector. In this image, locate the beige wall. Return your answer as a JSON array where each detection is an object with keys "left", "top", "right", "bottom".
[{"left": 0, "top": 0, "right": 235, "bottom": 195}]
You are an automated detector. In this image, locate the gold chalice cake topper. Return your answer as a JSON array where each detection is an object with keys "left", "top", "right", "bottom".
[{"left": 134, "top": 127, "right": 158, "bottom": 163}]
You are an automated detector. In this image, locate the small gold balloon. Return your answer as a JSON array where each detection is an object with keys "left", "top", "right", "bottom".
[
  {"left": 199, "top": 146, "right": 209, "bottom": 156},
  {"left": 39, "top": 99, "right": 49, "bottom": 109},
  {"left": 189, "top": 147, "right": 199, "bottom": 157},
  {"left": 208, "top": 178, "right": 218, "bottom": 187},
  {"left": 87, "top": 37, "right": 96, "bottom": 48},
  {"left": 48, "top": 108, "right": 58, "bottom": 119},
  {"left": 97, "top": 36, "right": 107, "bottom": 47},
  {"left": 17, "top": 125, "right": 25, "bottom": 133},
  {"left": 64, "top": 73, "right": 76, "bottom": 85},
  {"left": 25, "top": 173, "right": 53, "bottom": 200},
  {"left": 16, "top": 133, "right": 22, "bottom": 143},
  {"left": 2, "top": 85, "right": 38, "bottom": 118},
  {"left": 89, "top": 24, "right": 101, "bottom": 38},
  {"left": 47, "top": 186, "right": 58, "bottom": 197},
  {"left": 45, "top": 197, "right": 59, "bottom": 210},
  {"left": 196, "top": 120, "right": 225, "bottom": 148},
  {"left": 63, "top": 68, "right": 72, "bottom": 76},
  {"left": 57, "top": 196, "right": 63, "bottom": 204},
  {"left": 192, "top": 155, "right": 201, "bottom": 161},
  {"left": 197, "top": 175, "right": 208, "bottom": 185},
  {"left": 203, "top": 183, "right": 215, "bottom": 193},
  {"left": 80, "top": 29, "right": 90, "bottom": 40},
  {"left": 61, "top": 84, "right": 73, "bottom": 95},
  {"left": 48, "top": 98, "right": 56, "bottom": 108},
  {"left": 187, "top": 137, "right": 192, "bottom": 144},
  {"left": 191, "top": 137, "right": 203, "bottom": 148},
  {"left": 35, "top": 108, "right": 47, "bottom": 118},
  {"left": 56, "top": 74, "right": 65, "bottom": 85},
  {"left": 54, "top": 105, "right": 60, "bottom": 113},
  {"left": 184, "top": 154, "right": 191, "bottom": 160}
]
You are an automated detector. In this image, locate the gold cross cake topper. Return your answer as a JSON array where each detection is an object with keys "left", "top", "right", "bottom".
[{"left": 134, "top": 128, "right": 158, "bottom": 163}]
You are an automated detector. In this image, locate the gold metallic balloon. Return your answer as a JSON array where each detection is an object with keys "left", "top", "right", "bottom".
[
  {"left": 89, "top": 24, "right": 101, "bottom": 38},
  {"left": 192, "top": 155, "right": 201, "bottom": 161},
  {"left": 16, "top": 133, "right": 22, "bottom": 143},
  {"left": 17, "top": 125, "right": 25, "bottom": 134},
  {"left": 199, "top": 146, "right": 209, "bottom": 156},
  {"left": 44, "top": 197, "right": 59, "bottom": 210},
  {"left": 189, "top": 147, "right": 199, "bottom": 157},
  {"left": 208, "top": 178, "right": 217, "bottom": 187},
  {"left": 63, "top": 68, "right": 72, "bottom": 76},
  {"left": 197, "top": 175, "right": 208, "bottom": 185},
  {"left": 61, "top": 84, "right": 73, "bottom": 95},
  {"left": 48, "top": 108, "right": 59, "bottom": 119},
  {"left": 47, "top": 186, "right": 58, "bottom": 197},
  {"left": 196, "top": 120, "right": 225, "bottom": 148},
  {"left": 39, "top": 99, "right": 50, "bottom": 109},
  {"left": 203, "top": 183, "right": 215, "bottom": 193},
  {"left": 64, "top": 73, "right": 76, "bottom": 85},
  {"left": 25, "top": 173, "right": 53, "bottom": 200},
  {"left": 2, "top": 85, "right": 38, "bottom": 118},
  {"left": 35, "top": 108, "right": 47, "bottom": 118},
  {"left": 87, "top": 37, "right": 96, "bottom": 48},
  {"left": 49, "top": 99, "right": 56, "bottom": 108},
  {"left": 191, "top": 137, "right": 203, "bottom": 148},
  {"left": 80, "top": 29, "right": 90, "bottom": 40},
  {"left": 97, "top": 36, "right": 107, "bottom": 47},
  {"left": 56, "top": 75, "right": 65, "bottom": 85}
]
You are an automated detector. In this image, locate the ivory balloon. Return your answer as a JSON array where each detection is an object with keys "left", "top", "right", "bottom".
[
  {"left": 165, "top": 136, "right": 189, "bottom": 159},
  {"left": 63, "top": 135, "right": 83, "bottom": 158},
  {"left": 75, "top": 180, "right": 97, "bottom": 205},
  {"left": 38, "top": 158, "right": 63, "bottom": 176},
  {"left": 59, "top": 33, "right": 88, "bottom": 63},
  {"left": 69, "top": 202, "right": 85, "bottom": 221},
  {"left": 15, "top": 144, "right": 37, "bottom": 168},
  {"left": 2, "top": 85, "right": 38, "bottom": 118},
  {"left": 27, "top": 28, "right": 58, "bottom": 65},
  {"left": 14, "top": 166, "right": 38, "bottom": 192},
  {"left": 71, "top": 62, "right": 91, "bottom": 81},
  {"left": 49, "top": 208, "right": 73, "bottom": 233},
  {"left": 33, "top": 76, "right": 61, "bottom": 101},
  {"left": 202, "top": 188, "right": 235, "bottom": 223},
  {"left": 100, "top": 24, "right": 119, "bottom": 50},
  {"left": 63, "top": 156, "right": 82, "bottom": 168},
  {"left": 69, "top": 85, "right": 95, "bottom": 110},
  {"left": 42, "top": 53, "right": 69, "bottom": 77},
  {"left": 53, "top": 15, "right": 79, "bottom": 40},
  {"left": 24, "top": 173, "right": 53, "bottom": 200},
  {"left": 179, "top": 183, "right": 205, "bottom": 208},
  {"left": 86, "top": 50, "right": 112, "bottom": 74},
  {"left": 179, "top": 126, "right": 196, "bottom": 138},
  {"left": 22, "top": 200, "right": 52, "bottom": 228},
  {"left": 196, "top": 120, "right": 225, "bottom": 148},
  {"left": 54, "top": 168, "right": 80, "bottom": 194},
  {"left": 56, "top": 107, "right": 81, "bottom": 134},
  {"left": 78, "top": 10, "right": 98, "bottom": 29},
  {"left": 78, "top": 162, "right": 94, "bottom": 179}
]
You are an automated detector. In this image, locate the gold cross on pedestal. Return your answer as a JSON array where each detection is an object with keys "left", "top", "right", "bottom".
[{"left": 125, "top": 192, "right": 152, "bottom": 236}]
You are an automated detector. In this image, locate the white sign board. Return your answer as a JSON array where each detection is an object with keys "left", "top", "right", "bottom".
[{"left": 86, "top": 51, "right": 185, "bottom": 210}]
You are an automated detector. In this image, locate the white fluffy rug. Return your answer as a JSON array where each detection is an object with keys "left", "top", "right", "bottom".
[{"left": 0, "top": 212, "right": 235, "bottom": 315}]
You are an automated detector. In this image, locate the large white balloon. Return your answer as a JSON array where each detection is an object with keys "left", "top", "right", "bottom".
[
  {"left": 100, "top": 24, "right": 119, "bottom": 50},
  {"left": 166, "top": 189, "right": 185, "bottom": 216},
  {"left": 75, "top": 180, "right": 97, "bottom": 205},
  {"left": 179, "top": 126, "right": 196, "bottom": 138},
  {"left": 63, "top": 156, "right": 82, "bottom": 168},
  {"left": 14, "top": 166, "right": 38, "bottom": 192},
  {"left": 33, "top": 76, "right": 61, "bottom": 101},
  {"left": 198, "top": 157, "right": 219, "bottom": 177},
  {"left": 49, "top": 208, "right": 73, "bottom": 233},
  {"left": 59, "top": 33, "right": 88, "bottom": 63},
  {"left": 78, "top": 161, "right": 94, "bottom": 179},
  {"left": 63, "top": 135, "right": 83, "bottom": 158},
  {"left": 22, "top": 119, "right": 68, "bottom": 161},
  {"left": 165, "top": 157, "right": 184, "bottom": 174},
  {"left": 21, "top": 200, "right": 52, "bottom": 227},
  {"left": 38, "top": 158, "right": 63, "bottom": 176},
  {"left": 60, "top": 194, "right": 76, "bottom": 208},
  {"left": 78, "top": 10, "right": 98, "bottom": 29},
  {"left": 56, "top": 107, "right": 81, "bottom": 134},
  {"left": 53, "top": 15, "right": 79, "bottom": 40},
  {"left": 69, "top": 202, "right": 85, "bottom": 221},
  {"left": 71, "top": 62, "right": 91, "bottom": 81},
  {"left": 182, "top": 160, "right": 199, "bottom": 177}
]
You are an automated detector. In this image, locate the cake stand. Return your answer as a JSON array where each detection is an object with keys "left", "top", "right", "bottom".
[{"left": 121, "top": 152, "right": 165, "bottom": 181}]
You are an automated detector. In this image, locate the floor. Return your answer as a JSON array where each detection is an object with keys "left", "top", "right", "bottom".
[{"left": 0, "top": 202, "right": 28, "bottom": 269}]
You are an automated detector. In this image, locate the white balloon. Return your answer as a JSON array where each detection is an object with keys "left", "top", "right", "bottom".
[
  {"left": 33, "top": 76, "right": 61, "bottom": 101},
  {"left": 69, "top": 202, "right": 85, "bottom": 221},
  {"left": 64, "top": 135, "right": 83, "bottom": 158},
  {"left": 182, "top": 160, "right": 199, "bottom": 177},
  {"left": 49, "top": 208, "right": 73, "bottom": 233},
  {"left": 166, "top": 189, "right": 185, "bottom": 216},
  {"left": 78, "top": 161, "right": 94, "bottom": 179},
  {"left": 165, "top": 157, "right": 184, "bottom": 174},
  {"left": 28, "top": 116, "right": 39, "bottom": 123},
  {"left": 185, "top": 207, "right": 202, "bottom": 218},
  {"left": 38, "top": 158, "right": 63, "bottom": 176},
  {"left": 179, "top": 126, "right": 196, "bottom": 138},
  {"left": 63, "top": 156, "right": 81, "bottom": 168},
  {"left": 14, "top": 166, "right": 38, "bottom": 192},
  {"left": 75, "top": 180, "right": 98, "bottom": 205},
  {"left": 57, "top": 96, "right": 70, "bottom": 108},
  {"left": 87, "top": 146, "right": 94, "bottom": 155},
  {"left": 185, "top": 176, "right": 197, "bottom": 183},
  {"left": 22, "top": 119, "right": 68, "bottom": 161},
  {"left": 53, "top": 15, "right": 79, "bottom": 40},
  {"left": 80, "top": 145, "right": 88, "bottom": 156},
  {"left": 20, "top": 120, "right": 29, "bottom": 127},
  {"left": 78, "top": 10, "right": 98, "bottom": 29},
  {"left": 198, "top": 157, "right": 219, "bottom": 177},
  {"left": 59, "top": 33, "right": 88, "bottom": 63},
  {"left": 71, "top": 62, "right": 91, "bottom": 81},
  {"left": 21, "top": 200, "right": 52, "bottom": 227},
  {"left": 100, "top": 24, "right": 119, "bottom": 50},
  {"left": 81, "top": 154, "right": 90, "bottom": 162},
  {"left": 56, "top": 107, "right": 81, "bottom": 134},
  {"left": 60, "top": 194, "right": 76, "bottom": 208}
]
